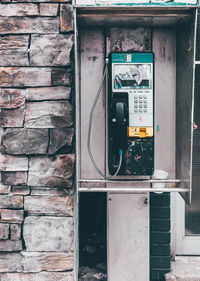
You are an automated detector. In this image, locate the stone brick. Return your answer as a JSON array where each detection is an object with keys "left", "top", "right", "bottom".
[
  {"left": 13, "top": 0, "right": 71, "bottom": 2},
  {"left": 28, "top": 154, "right": 75, "bottom": 187},
  {"left": 40, "top": 4, "right": 59, "bottom": 16},
  {"left": 0, "top": 223, "right": 9, "bottom": 240},
  {"left": 48, "top": 128, "right": 74, "bottom": 154},
  {"left": 10, "top": 224, "right": 21, "bottom": 240},
  {"left": 0, "top": 209, "right": 24, "bottom": 223},
  {"left": 31, "top": 187, "right": 69, "bottom": 196},
  {"left": 60, "top": 4, "right": 74, "bottom": 32},
  {"left": 0, "top": 89, "right": 25, "bottom": 109},
  {"left": 0, "top": 155, "right": 28, "bottom": 171},
  {"left": 0, "top": 195, "right": 23, "bottom": 209},
  {"left": 0, "top": 272, "right": 74, "bottom": 281},
  {"left": 0, "top": 253, "right": 23, "bottom": 272},
  {"left": 0, "top": 128, "right": 3, "bottom": 142},
  {"left": 25, "top": 101, "right": 73, "bottom": 128},
  {"left": 0, "top": 35, "right": 28, "bottom": 49},
  {"left": 0, "top": 35, "right": 29, "bottom": 66},
  {"left": 52, "top": 68, "right": 71, "bottom": 86},
  {"left": 24, "top": 196, "right": 73, "bottom": 216},
  {"left": 0, "top": 67, "right": 51, "bottom": 87},
  {"left": 0, "top": 4, "right": 39, "bottom": 16},
  {"left": 1, "top": 106, "right": 25, "bottom": 128},
  {"left": 0, "top": 17, "right": 59, "bottom": 34},
  {"left": 12, "top": 186, "right": 30, "bottom": 195},
  {"left": 0, "top": 240, "right": 22, "bottom": 252},
  {"left": 23, "top": 216, "right": 73, "bottom": 251},
  {"left": 2, "top": 128, "right": 49, "bottom": 155},
  {"left": 22, "top": 251, "right": 73, "bottom": 272},
  {"left": 0, "top": 185, "right": 11, "bottom": 195},
  {"left": 30, "top": 34, "right": 73, "bottom": 66},
  {"left": 25, "top": 87, "right": 71, "bottom": 101},
  {"left": 1, "top": 172, "right": 27, "bottom": 186}
]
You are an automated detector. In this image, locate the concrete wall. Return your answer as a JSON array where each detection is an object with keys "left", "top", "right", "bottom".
[{"left": 0, "top": 1, "right": 75, "bottom": 280}]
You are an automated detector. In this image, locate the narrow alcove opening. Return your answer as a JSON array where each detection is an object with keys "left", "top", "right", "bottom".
[{"left": 79, "top": 192, "right": 107, "bottom": 281}]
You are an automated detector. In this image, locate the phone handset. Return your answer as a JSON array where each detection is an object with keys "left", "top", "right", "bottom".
[{"left": 115, "top": 102, "right": 127, "bottom": 150}]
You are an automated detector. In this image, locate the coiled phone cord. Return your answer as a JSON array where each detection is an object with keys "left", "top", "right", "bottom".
[{"left": 87, "top": 60, "right": 122, "bottom": 179}]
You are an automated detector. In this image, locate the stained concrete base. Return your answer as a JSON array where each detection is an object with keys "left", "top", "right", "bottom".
[{"left": 165, "top": 256, "right": 200, "bottom": 281}]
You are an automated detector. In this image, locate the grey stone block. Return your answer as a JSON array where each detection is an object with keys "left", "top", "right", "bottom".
[{"left": 23, "top": 216, "right": 73, "bottom": 252}]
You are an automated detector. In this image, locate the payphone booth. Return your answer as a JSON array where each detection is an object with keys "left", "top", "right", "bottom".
[{"left": 74, "top": 1, "right": 198, "bottom": 280}]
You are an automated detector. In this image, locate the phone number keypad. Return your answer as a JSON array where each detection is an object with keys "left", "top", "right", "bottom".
[{"left": 133, "top": 92, "right": 149, "bottom": 113}]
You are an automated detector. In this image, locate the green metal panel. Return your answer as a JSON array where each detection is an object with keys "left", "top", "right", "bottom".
[
  {"left": 75, "top": 0, "right": 198, "bottom": 6},
  {"left": 111, "top": 53, "right": 153, "bottom": 63}
]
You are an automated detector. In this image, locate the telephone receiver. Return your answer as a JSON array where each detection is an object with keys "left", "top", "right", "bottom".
[{"left": 115, "top": 102, "right": 127, "bottom": 149}]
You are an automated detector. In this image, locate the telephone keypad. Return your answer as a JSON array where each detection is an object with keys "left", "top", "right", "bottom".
[
  {"left": 130, "top": 89, "right": 152, "bottom": 117},
  {"left": 132, "top": 91, "right": 151, "bottom": 114}
]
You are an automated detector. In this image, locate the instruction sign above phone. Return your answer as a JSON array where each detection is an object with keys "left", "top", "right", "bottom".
[{"left": 75, "top": 0, "right": 197, "bottom": 6}]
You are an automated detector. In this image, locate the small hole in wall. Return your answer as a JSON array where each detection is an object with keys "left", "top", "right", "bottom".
[{"left": 79, "top": 192, "right": 107, "bottom": 281}]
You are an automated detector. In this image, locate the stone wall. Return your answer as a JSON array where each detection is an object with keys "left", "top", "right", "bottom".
[{"left": 0, "top": 1, "right": 75, "bottom": 280}]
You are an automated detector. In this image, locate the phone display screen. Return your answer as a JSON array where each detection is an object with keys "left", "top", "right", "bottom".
[{"left": 113, "top": 63, "right": 152, "bottom": 89}]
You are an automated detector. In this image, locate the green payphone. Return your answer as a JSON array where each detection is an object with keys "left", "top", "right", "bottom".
[{"left": 108, "top": 52, "right": 154, "bottom": 175}]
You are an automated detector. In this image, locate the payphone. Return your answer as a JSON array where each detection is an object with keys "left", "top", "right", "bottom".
[
  {"left": 88, "top": 52, "right": 154, "bottom": 177},
  {"left": 108, "top": 52, "right": 154, "bottom": 176}
]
